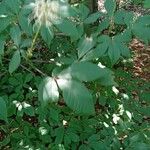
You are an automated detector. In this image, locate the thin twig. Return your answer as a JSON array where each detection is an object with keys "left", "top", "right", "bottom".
[
  {"left": 4, "top": 57, "right": 47, "bottom": 76},
  {"left": 32, "top": 59, "right": 55, "bottom": 64},
  {"left": 27, "top": 61, "right": 47, "bottom": 76},
  {"left": 20, "top": 64, "right": 35, "bottom": 75}
]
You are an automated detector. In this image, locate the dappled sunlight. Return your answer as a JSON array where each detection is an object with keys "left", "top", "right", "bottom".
[
  {"left": 0, "top": 0, "right": 149, "bottom": 148},
  {"left": 103, "top": 122, "right": 109, "bottom": 128},
  {"left": 112, "top": 114, "right": 120, "bottom": 124},
  {"left": 112, "top": 86, "right": 119, "bottom": 95},
  {"left": 122, "top": 93, "right": 129, "bottom": 100},
  {"left": 126, "top": 110, "right": 132, "bottom": 120},
  {"left": 0, "top": 15, "right": 7, "bottom": 18},
  {"left": 39, "top": 127, "right": 48, "bottom": 135},
  {"left": 57, "top": 78, "right": 71, "bottom": 89},
  {"left": 98, "top": 62, "right": 106, "bottom": 68},
  {"left": 13, "top": 101, "right": 33, "bottom": 112}
]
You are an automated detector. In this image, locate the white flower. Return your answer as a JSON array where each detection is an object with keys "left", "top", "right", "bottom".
[
  {"left": 28, "top": 0, "right": 68, "bottom": 27},
  {"left": 113, "top": 114, "right": 120, "bottom": 124}
]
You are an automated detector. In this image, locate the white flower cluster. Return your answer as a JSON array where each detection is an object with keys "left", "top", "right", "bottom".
[{"left": 28, "top": 0, "right": 68, "bottom": 27}]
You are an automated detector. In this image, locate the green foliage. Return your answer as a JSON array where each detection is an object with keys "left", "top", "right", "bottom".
[
  {"left": 0, "top": 97, "right": 8, "bottom": 122},
  {"left": 9, "top": 50, "right": 21, "bottom": 73},
  {"left": 0, "top": 0, "right": 150, "bottom": 149},
  {"left": 144, "top": 0, "right": 150, "bottom": 8}
]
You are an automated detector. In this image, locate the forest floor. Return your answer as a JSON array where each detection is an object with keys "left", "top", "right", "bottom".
[{"left": 130, "top": 39, "right": 150, "bottom": 81}]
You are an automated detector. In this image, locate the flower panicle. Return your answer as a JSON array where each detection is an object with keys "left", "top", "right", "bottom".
[{"left": 27, "top": 0, "right": 69, "bottom": 27}]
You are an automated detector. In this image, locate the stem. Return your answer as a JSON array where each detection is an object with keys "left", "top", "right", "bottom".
[
  {"left": 27, "top": 60, "right": 47, "bottom": 76},
  {"left": 27, "top": 26, "right": 41, "bottom": 58},
  {"left": 108, "top": 17, "right": 114, "bottom": 35}
]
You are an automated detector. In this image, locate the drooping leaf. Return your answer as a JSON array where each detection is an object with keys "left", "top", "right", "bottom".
[
  {"left": 56, "top": 19, "right": 79, "bottom": 39},
  {"left": 55, "top": 127, "right": 64, "bottom": 144},
  {"left": 132, "top": 15, "right": 150, "bottom": 43},
  {"left": 82, "top": 35, "right": 110, "bottom": 61},
  {"left": 84, "top": 12, "right": 103, "bottom": 24},
  {"left": 0, "top": 40, "right": 5, "bottom": 55},
  {"left": 10, "top": 25, "right": 21, "bottom": 46},
  {"left": 119, "top": 44, "right": 130, "bottom": 58},
  {"left": 114, "top": 10, "right": 134, "bottom": 26},
  {"left": 108, "top": 40, "right": 120, "bottom": 65},
  {"left": 78, "top": 4, "right": 90, "bottom": 20},
  {"left": 3, "top": 0, "right": 20, "bottom": 14},
  {"left": 104, "top": 0, "right": 116, "bottom": 16},
  {"left": 78, "top": 35, "right": 96, "bottom": 59},
  {"left": 18, "top": 15, "right": 33, "bottom": 36},
  {"left": 57, "top": 78, "right": 95, "bottom": 114},
  {"left": 40, "top": 26, "right": 53, "bottom": 47},
  {"left": 9, "top": 50, "right": 21, "bottom": 73},
  {"left": 58, "top": 61, "right": 115, "bottom": 85},
  {"left": 38, "top": 77, "right": 59, "bottom": 106},
  {"left": 0, "top": 16, "right": 11, "bottom": 33},
  {"left": 0, "top": 97, "right": 8, "bottom": 122},
  {"left": 97, "top": 18, "right": 109, "bottom": 33},
  {"left": 81, "top": 43, "right": 107, "bottom": 61},
  {"left": 68, "top": 62, "right": 107, "bottom": 82}
]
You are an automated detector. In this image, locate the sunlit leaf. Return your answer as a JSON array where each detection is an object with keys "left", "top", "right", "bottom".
[
  {"left": 38, "top": 77, "right": 59, "bottom": 106},
  {"left": 78, "top": 35, "right": 96, "bottom": 59},
  {"left": 57, "top": 78, "right": 95, "bottom": 114}
]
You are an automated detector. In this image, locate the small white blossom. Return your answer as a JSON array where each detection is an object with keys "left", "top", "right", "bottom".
[
  {"left": 113, "top": 114, "right": 120, "bottom": 124},
  {"left": 27, "top": 0, "right": 68, "bottom": 27}
]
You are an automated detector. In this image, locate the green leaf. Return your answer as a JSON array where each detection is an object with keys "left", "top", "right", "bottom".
[
  {"left": 144, "top": 0, "right": 150, "bottom": 8},
  {"left": 9, "top": 50, "right": 21, "bottom": 73},
  {"left": 78, "top": 4, "right": 90, "bottom": 20},
  {"left": 68, "top": 132, "right": 79, "bottom": 142},
  {"left": 84, "top": 12, "right": 102, "bottom": 24},
  {"left": 58, "top": 62, "right": 115, "bottom": 86},
  {"left": 57, "top": 79, "right": 95, "bottom": 114},
  {"left": 97, "top": 18, "right": 109, "bottom": 33},
  {"left": 104, "top": 0, "right": 116, "bottom": 16},
  {"left": 0, "top": 40, "right": 5, "bottom": 55},
  {"left": 79, "top": 145, "right": 91, "bottom": 150},
  {"left": 132, "top": 15, "right": 150, "bottom": 43},
  {"left": 40, "top": 26, "right": 53, "bottom": 47},
  {"left": 108, "top": 40, "right": 120, "bottom": 65},
  {"left": 69, "top": 62, "right": 107, "bottom": 81},
  {"left": 99, "top": 70, "right": 115, "bottom": 86},
  {"left": 18, "top": 15, "right": 33, "bottom": 36},
  {"left": 0, "top": 97, "right": 8, "bottom": 122},
  {"left": 0, "top": 16, "right": 11, "bottom": 33},
  {"left": 78, "top": 35, "right": 96, "bottom": 59},
  {"left": 38, "top": 77, "right": 59, "bottom": 106},
  {"left": 56, "top": 19, "right": 79, "bottom": 39},
  {"left": 114, "top": 10, "right": 134, "bottom": 26},
  {"left": 10, "top": 25, "right": 21, "bottom": 46},
  {"left": 82, "top": 42, "right": 108, "bottom": 61},
  {"left": 4, "top": 0, "right": 20, "bottom": 14},
  {"left": 55, "top": 127, "right": 64, "bottom": 144},
  {"left": 89, "top": 141, "right": 106, "bottom": 150},
  {"left": 119, "top": 44, "right": 130, "bottom": 58}
]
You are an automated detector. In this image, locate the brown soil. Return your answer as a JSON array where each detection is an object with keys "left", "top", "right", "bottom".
[{"left": 130, "top": 39, "right": 150, "bottom": 81}]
